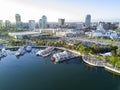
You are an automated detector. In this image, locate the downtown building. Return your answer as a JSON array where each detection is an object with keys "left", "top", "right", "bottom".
[
  {"left": 29, "top": 20, "right": 35, "bottom": 31},
  {"left": 38, "top": 15, "right": 47, "bottom": 29},
  {"left": 58, "top": 18, "right": 65, "bottom": 27},
  {"left": 85, "top": 14, "right": 91, "bottom": 28},
  {"left": 15, "top": 14, "right": 22, "bottom": 30}
]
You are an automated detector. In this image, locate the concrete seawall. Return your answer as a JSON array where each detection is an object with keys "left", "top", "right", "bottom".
[
  {"left": 55, "top": 47, "right": 82, "bottom": 56},
  {"left": 56, "top": 47, "right": 120, "bottom": 75},
  {"left": 5, "top": 45, "right": 120, "bottom": 75}
]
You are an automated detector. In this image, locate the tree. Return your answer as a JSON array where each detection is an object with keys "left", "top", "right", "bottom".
[
  {"left": 92, "top": 44, "right": 99, "bottom": 53},
  {"left": 110, "top": 45, "right": 118, "bottom": 56},
  {"left": 117, "top": 48, "right": 120, "bottom": 56},
  {"left": 116, "top": 60, "right": 120, "bottom": 68},
  {"left": 109, "top": 56, "right": 116, "bottom": 65}
]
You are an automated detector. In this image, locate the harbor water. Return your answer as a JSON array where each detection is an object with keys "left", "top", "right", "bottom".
[{"left": 0, "top": 49, "right": 120, "bottom": 90}]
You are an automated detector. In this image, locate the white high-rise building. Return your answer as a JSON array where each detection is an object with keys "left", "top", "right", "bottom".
[
  {"left": 29, "top": 20, "right": 35, "bottom": 31},
  {"left": 38, "top": 19, "right": 42, "bottom": 29},
  {"left": 15, "top": 14, "right": 21, "bottom": 22},
  {"left": 42, "top": 15, "right": 47, "bottom": 29},
  {"left": 38, "top": 15, "right": 47, "bottom": 29},
  {"left": 85, "top": 14, "right": 91, "bottom": 28}
]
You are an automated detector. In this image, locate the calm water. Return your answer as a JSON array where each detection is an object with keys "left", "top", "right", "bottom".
[{"left": 0, "top": 49, "right": 120, "bottom": 90}]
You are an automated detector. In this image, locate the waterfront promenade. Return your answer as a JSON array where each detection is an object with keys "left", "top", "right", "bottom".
[
  {"left": 56, "top": 47, "right": 120, "bottom": 75},
  {"left": 4, "top": 45, "right": 120, "bottom": 75},
  {"left": 82, "top": 56, "right": 120, "bottom": 75}
]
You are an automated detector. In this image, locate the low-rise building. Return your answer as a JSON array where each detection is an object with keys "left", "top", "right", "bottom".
[
  {"left": 40, "top": 29, "right": 56, "bottom": 34},
  {"left": 8, "top": 31, "right": 49, "bottom": 39},
  {"left": 55, "top": 29, "right": 82, "bottom": 37},
  {"left": 29, "top": 20, "right": 35, "bottom": 31},
  {"left": 85, "top": 30, "right": 118, "bottom": 39}
]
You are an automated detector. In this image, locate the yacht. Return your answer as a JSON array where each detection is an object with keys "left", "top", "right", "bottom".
[
  {"left": 36, "top": 49, "right": 44, "bottom": 56},
  {"left": 0, "top": 48, "right": 7, "bottom": 58},
  {"left": 26, "top": 45, "right": 32, "bottom": 52},
  {"left": 36, "top": 47, "right": 54, "bottom": 57},
  {"left": 15, "top": 46, "right": 26, "bottom": 56},
  {"left": 51, "top": 51, "right": 71, "bottom": 62}
]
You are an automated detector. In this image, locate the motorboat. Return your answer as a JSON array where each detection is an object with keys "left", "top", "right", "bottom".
[
  {"left": 26, "top": 45, "right": 32, "bottom": 52},
  {"left": 0, "top": 48, "right": 7, "bottom": 58},
  {"left": 36, "top": 49, "right": 44, "bottom": 56},
  {"left": 15, "top": 46, "right": 26, "bottom": 56}
]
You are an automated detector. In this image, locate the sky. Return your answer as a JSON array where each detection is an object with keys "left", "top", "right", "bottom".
[{"left": 0, "top": 0, "right": 120, "bottom": 22}]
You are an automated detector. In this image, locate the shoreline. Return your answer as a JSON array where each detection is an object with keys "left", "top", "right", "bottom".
[
  {"left": 56, "top": 46, "right": 120, "bottom": 75},
  {"left": 82, "top": 56, "right": 120, "bottom": 75},
  {"left": 5, "top": 45, "right": 120, "bottom": 75}
]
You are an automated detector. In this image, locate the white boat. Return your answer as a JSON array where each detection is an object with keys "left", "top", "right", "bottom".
[
  {"left": 36, "top": 50, "right": 44, "bottom": 56},
  {"left": 51, "top": 51, "right": 71, "bottom": 62},
  {"left": 36, "top": 47, "right": 54, "bottom": 57},
  {"left": 26, "top": 46, "right": 32, "bottom": 52},
  {"left": 15, "top": 46, "right": 26, "bottom": 56},
  {"left": 99, "top": 52, "right": 112, "bottom": 56},
  {"left": 0, "top": 48, "right": 7, "bottom": 58}
]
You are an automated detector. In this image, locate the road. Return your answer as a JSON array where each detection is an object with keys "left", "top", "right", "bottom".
[{"left": 65, "top": 36, "right": 120, "bottom": 47}]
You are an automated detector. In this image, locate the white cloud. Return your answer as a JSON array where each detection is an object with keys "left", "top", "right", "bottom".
[{"left": 0, "top": 0, "right": 119, "bottom": 22}]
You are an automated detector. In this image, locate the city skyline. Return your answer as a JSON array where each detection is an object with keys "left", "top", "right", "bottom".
[{"left": 0, "top": 0, "right": 120, "bottom": 22}]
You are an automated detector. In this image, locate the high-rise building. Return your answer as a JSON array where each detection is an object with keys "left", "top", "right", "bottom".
[
  {"left": 29, "top": 20, "right": 35, "bottom": 30},
  {"left": 38, "top": 15, "right": 47, "bottom": 29},
  {"left": 15, "top": 14, "right": 22, "bottom": 30},
  {"left": 42, "top": 15, "right": 47, "bottom": 29},
  {"left": 58, "top": 18, "right": 65, "bottom": 26},
  {"left": 85, "top": 14, "right": 91, "bottom": 28},
  {"left": 38, "top": 19, "right": 42, "bottom": 29},
  {"left": 15, "top": 14, "right": 21, "bottom": 22}
]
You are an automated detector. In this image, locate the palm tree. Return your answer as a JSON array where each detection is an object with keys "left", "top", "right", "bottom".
[{"left": 92, "top": 44, "right": 99, "bottom": 53}]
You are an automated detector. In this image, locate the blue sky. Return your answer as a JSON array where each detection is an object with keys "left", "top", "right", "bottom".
[{"left": 0, "top": 0, "right": 120, "bottom": 22}]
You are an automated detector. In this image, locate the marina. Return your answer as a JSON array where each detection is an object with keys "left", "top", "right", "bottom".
[
  {"left": 0, "top": 48, "right": 120, "bottom": 90},
  {"left": 1, "top": 46, "right": 120, "bottom": 75},
  {"left": 0, "top": 0, "right": 120, "bottom": 89}
]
